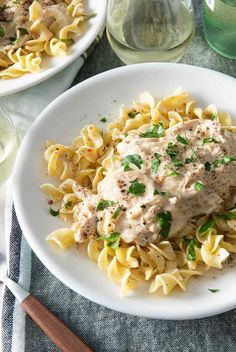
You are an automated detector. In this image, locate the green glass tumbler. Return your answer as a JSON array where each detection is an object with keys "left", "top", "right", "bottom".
[{"left": 203, "top": 0, "right": 236, "bottom": 59}]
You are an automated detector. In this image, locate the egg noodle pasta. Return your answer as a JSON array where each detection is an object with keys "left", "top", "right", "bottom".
[
  {"left": 0, "top": 0, "right": 93, "bottom": 79},
  {"left": 41, "top": 90, "right": 236, "bottom": 296}
]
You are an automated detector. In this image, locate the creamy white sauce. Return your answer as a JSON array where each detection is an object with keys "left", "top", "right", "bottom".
[{"left": 74, "top": 120, "right": 236, "bottom": 246}]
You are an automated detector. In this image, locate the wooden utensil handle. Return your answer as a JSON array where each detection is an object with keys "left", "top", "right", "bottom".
[{"left": 21, "top": 294, "right": 92, "bottom": 352}]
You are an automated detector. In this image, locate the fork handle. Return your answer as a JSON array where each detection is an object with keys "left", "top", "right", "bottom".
[{"left": 21, "top": 294, "right": 92, "bottom": 352}]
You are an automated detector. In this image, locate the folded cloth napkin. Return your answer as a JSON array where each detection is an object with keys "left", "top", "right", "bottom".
[{"left": 0, "top": 32, "right": 103, "bottom": 352}]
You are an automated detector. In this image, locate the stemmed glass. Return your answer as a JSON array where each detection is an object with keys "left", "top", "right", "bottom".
[
  {"left": 0, "top": 104, "right": 19, "bottom": 183},
  {"left": 107, "top": 0, "right": 195, "bottom": 64}
]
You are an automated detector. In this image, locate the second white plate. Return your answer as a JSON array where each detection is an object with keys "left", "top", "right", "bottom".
[{"left": 0, "top": 0, "right": 107, "bottom": 97}]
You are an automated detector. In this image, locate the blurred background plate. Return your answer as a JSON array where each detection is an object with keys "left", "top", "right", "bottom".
[{"left": 0, "top": 0, "right": 107, "bottom": 97}]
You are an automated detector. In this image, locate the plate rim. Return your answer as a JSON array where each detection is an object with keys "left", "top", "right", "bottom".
[
  {"left": 0, "top": 0, "right": 107, "bottom": 97},
  {"left": 13, "top": 62, "right": 236, "bottom": 320}
]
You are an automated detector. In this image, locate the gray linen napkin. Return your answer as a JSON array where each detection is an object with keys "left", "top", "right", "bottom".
[{"left": 2, "top": 1, "right": 236, "bottom": 351}]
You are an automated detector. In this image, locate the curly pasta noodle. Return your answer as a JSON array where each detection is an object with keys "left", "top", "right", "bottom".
[
  {"left": 41, "top": 90, "right": 236, "bottom": 296},
  {"left": 0, "top": 0, "right": 93, "bottom": 79}
]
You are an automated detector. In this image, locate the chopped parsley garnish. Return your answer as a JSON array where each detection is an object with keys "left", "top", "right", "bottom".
[
  {"left": 65, "top": 201, "right": 72, "bottom": 209},
  {"left": 97, "top": 199, "right": 115, "bottom": 211},
  {"left": 140, "top": 204, "right": 146, "bottom": 209},
  {"left": 204, "top": 161, "right": 212, "bottom": 171},
  {"left": 166, "top": 142, "right": 178, "bottom": 160},
  {"left": 213, "top": 155, "right": 236, "bottom": 168},
  {"left": 140, "top": 123, "right": 165, "bottom": 138},
  {"left": 0, "top": 26, "right": 5, "bottom": 37},
  {"left": 165, "top": 165, "right": 181, "bottom": 177},
  {"left": 173, "top": 161, "right": 184, "bottom": 168},
  {"left": 168, "top": 170, "right": 180, "bottom": 177},
  {"left": 151, "top": 153, "right": 161, "bottom": 173},
  {"left": 176, "top": 135, "right": 190, "bottom": 145},
  {"left": 100, "top": 117, "right": 107, "bottom": 123},
  {"left": 49, "top": 207, "right": 59, "bottom": 216},
  {"left": 211, "top": 112, "right": 218, "bottom": 121},
  {"left": 128, "top": 180, "right": 146, "bottom": 195},
  {"left": 98, "top": 232, "right": 120, "bottom": 249},
  {"left": 18, "top": 27, "right": 28, "bottom": 35},
  {"left": 185, "top": 151, "right": 196, "bottom": 164},
  {"left": 166, "top": 143, "right": 183, "bottom": 168},
  {"left": 218, "top": 211, "right": 236, "bottom": 221},
  {"left": 194, "top": 181, "right": 205, "bottom": 192},
  {"left": 128, "top": 111, "right": 138, "bottom": 118},
  {"left": 157, "top": 211, "right": 172, "bottom": 238},
  {"left": 203, "top": 137, "right": 218, "bottom": 144},
  {"left": 121, "top": 154, "right": 144, "bottom": 171},
  {"left": 112, "top": 207, "right": 122, "bottom": 219},
  {"left": 61, "top": 38, "right": 75, "bottom": 45},
  {"left": 198, "top": 217, "right": 215, "bottom": 236},
  {"left": 187, "top": 238, "right": 197, "bottom": 261},
  {"left": 153, "top": 189, "right": 167, "bottom": 196},
  {"left": 208, "top": 288, "right": 220, "bottom": 293},
  {"left": 10, "top": 37, "right": 17, "bottom": 44}
]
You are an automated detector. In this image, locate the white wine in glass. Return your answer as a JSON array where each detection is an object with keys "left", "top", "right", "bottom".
[{"left": 107, "top": 0, "right": 195, "bottom": 64}]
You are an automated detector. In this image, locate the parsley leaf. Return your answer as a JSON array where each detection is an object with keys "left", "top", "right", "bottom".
[
  {"left": 203, "top": 137, "right": 218, "bottom": 144},
  {"left": 65, "top": 201, "right": 72, "bottom": 209},
  {"left": 204, "top": 161, "right": 212, "bottom": 171},
  {"left": 166, "top": 143, "right": 183, "bottom": 168},
  {"left": 153, "top": 189, "right": 167, "bottom": 196},
  {"left": 176, "top": 135, "right": 190, "bottom": 145},
  {"left": 18, "top": 27, "right": 28, "bottom": 35},
  {"left": 165, "top": 165, "right": 181, "bottom": 177},
  {"left": 151, "top": 153, "right": 161, "bottom": 173},
  {"left": 128, "top": 111, "right": 138, "bottom": 118},
  {"left": 140, "top": 123, "right": 165, "bottom": 138},
  {"left": 61, "top": 38, "right": 75, "bottom": 45},
  {"left": 97, "top": 200, "right": 115, "bottom": 211},
  {"left": 218, "top": 211, "right": 236, "bottom": 221},
  {"left": 100, "top": 117, "right": 107, "bottom": 123},
  {"left": 157, "top": 211, "right": 172, "bottom": 238},
  {"left": 49, "top": 207, "right": 59, "bottom": 216},
  {"left": 208, "top": 288, "right": 220, "bottom": 293},
  {"left": 98, "top": 232, "right": 121, "bottom": 249},
  {"left": 187, "top": 238, "right": 197, "bottom": 261},
  {"left": 10, "top": 37, "right": 17, "bottom": 44},
  {"left": 166, "top": 142, "right": 178, "bottom": 160},
  {"left": 112, "top": 207, "right": 122, "bottom": 219},
  {"left": 185, "top": 151, "right": 196, "bottom": 165},
  {"left": 194, "top": 181, "right": 205, "bottom": 192},
  {"left": 213, "top": 155, "right": 236, "bottom": 168},
  {"left": 211, "top": 112, "right": 218, "bottom": 121},
  {"left": 121, "top": 154, "right": 144, "bottom": 171},
  {"left": 198, "top": 217, "right": 215, "bottom": 236},
  {"left": 128, "top": 180, "right": 146, "bottom": 195},
  {"left": 0, "top": 26, "right": 5, "bottom": 38},
  {"left": 173, "top": 161, "right": 184, "bottom": 168}
]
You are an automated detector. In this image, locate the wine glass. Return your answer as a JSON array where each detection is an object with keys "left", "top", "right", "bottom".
[
  {"left": 107, "top": 0, "right": 195, "bottom": 64},
  {"left": 0, "top": 104, "right": 19, "bottom": 183}
]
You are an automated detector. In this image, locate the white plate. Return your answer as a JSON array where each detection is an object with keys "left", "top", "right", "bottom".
[
  {"left": 0, "top": 0, "right": 107, "bottom": 97},
  {"left": 13, "top": 63, "right": 236, "bottom": 320}
]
